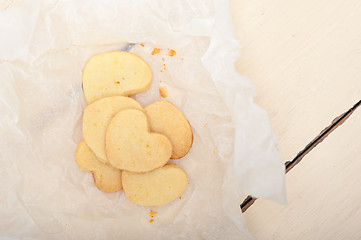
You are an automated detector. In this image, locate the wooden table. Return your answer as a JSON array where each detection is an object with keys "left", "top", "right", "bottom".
[
  {"left": 229, "top": 0, "right": 361, "bottom": 239},
  {"left": 2, "top": 1, "right": 360, "bottom": 238}
]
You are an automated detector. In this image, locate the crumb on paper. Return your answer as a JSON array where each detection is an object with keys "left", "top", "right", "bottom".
[
  {"left": 162, "top": 57, "right": 164, "bottom": 61},
  {"left": 140, "top": 43, "right": 144, "bottom": 47},
  {"left": 149, "top": 219, "right": 154, "bottom": 223},
  {"left": 159, "top": 87, "right": 168, "bottom": 98},
  {"left": 203, "top": 123, "right": 207, "bottom": 127},
  {"left": 160, "top": 69, "right": 163, "bottom": 72},
  {"left": 181, "top": 58, "right": 183, "bottom": 60},
  {"left": 179, "top": 196, "right": 181, "bottom": 199},
  {"left": 167, "top": 49, "right": 176, "bottom": 56},
  {"left": 149, "top": 210, "right": 157, "bottom": 217},
  {"left": 151, "top": 48, "right": 161, "bottom": 55},
  {"left": 213, "top": 150, "right": 216, "bottom": 154},
  {"left": 115, "top": 81, "right": 120, "bottom": 84}
]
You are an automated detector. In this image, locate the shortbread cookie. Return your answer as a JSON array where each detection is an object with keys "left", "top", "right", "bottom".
[
  {"left": 122, "top": 165, "right": 187, "bottom": 206},
  {"left": 145, "top": 100, "right": 193, "bottom": 159},
  {"left": 75, "top": 141, "right": 122, "bottom": 193},
  {"left": 82, "top": 51, "right": 152, "bottom": 103},
  {"left": 106, "top": 109, "right": 172, "bottom": 172},
  {"left": 83, "top": 96, "right": 143, "bottom": 163}
]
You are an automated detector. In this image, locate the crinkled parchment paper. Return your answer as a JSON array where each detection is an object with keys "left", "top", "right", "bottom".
[{"left": 0, "top": 0, "right": 285, "bottom": 239}]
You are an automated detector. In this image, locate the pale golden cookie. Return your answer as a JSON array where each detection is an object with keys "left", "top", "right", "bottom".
[
  {"left": 145, "top": 100, "right": 193, "bottom": 159},
  {"left": 75, "top": 141, "right": 122, "bottom": 193},
  {"left": 105, "top": 109, "right": 172, "bottom": 173},
  {"left": 83, "top": 96, "right": 143, "bottom": 163},
  {"left": 82, "top": 51, "right": 152, "bottom": 103},
  {"left": 122, "top": 165, "right": 187, "bottom": 206}
]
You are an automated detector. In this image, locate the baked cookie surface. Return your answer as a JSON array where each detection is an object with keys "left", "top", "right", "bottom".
[
  {"left": 83, "top": 96, "right": 143, "bottom": 163},
  {"left": 83, "top": 51, "right": 152, "bottom": 103},
  {"left": 122, "top": 164, "right": 187, "bottom": 206},
  {"left": 75, "top": 141, "right": 122, "bottom": 193},
  {"left": 106, "top": 109, "right": 172, "bottom": 172},
  {"left": 145, "top": 100, "right": 193, "bottom": 159}
]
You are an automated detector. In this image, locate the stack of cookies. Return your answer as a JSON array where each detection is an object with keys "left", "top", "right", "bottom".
[{"left": 75, "top": 51, "right": 193, "bottom": 206}]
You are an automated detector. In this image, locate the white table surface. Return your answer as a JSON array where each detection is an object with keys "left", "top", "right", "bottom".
[{"left": 229, "top": 0, "right": 361, "bottom": 239}]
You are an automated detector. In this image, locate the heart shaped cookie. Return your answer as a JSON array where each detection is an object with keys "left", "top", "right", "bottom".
[
  {"left": 75, "top": 141, "right": 122, "bottom": 193},
  {"left": 105, "top": 109, "right": 172, "bottom": 173},
  {"left": 145, "top": 100, "right": 193, "bottom": 159},
  {"left": 82, "top": 51, "right": 152, "bottom": 103},
  {"left": 83, "top": 96, "right": 143, "bottom": 163},
  {"left": 122, "top": 165, "right": 187, "bottom": 206}
]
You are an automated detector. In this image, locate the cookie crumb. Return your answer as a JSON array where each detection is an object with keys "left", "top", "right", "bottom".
[
  {"left": 151, "top": 48, "right": 161, "bottom": 55},
  {"left": 167, "top": 49, "right": 176, "bottom": 56},
  {"left": 213, "top": 150, "right": 216, "bottom": 154},
  {"left": 162, "top": 57, "right": 165, "bottom": 61},
  {"left": 160, "top": 69, "right": 163, "bottom": 72},
  {"left": 149, "top": 219, "right": 154, "bottom": 223},
  {"left": 159, "top": 87, "right": 168, "bottom": 98},
  {"left": 179, "top": 196, "right": 181, "bottom": 199},
  {"left": 203, "top": 123, "right": 207, "bottom": 127},
  {"left": 140, "top": 43, "right": 144, "bottom": 47},
  {"left": 181, "top": 58, "right": 183, "bottom": 60},
  {"left": 149, "top": 210, "right": 158, "bottom": 217}
]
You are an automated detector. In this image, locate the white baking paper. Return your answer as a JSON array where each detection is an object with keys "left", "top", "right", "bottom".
[{"left": 0, "top": 0, "right": 285, "bottom": 239}]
